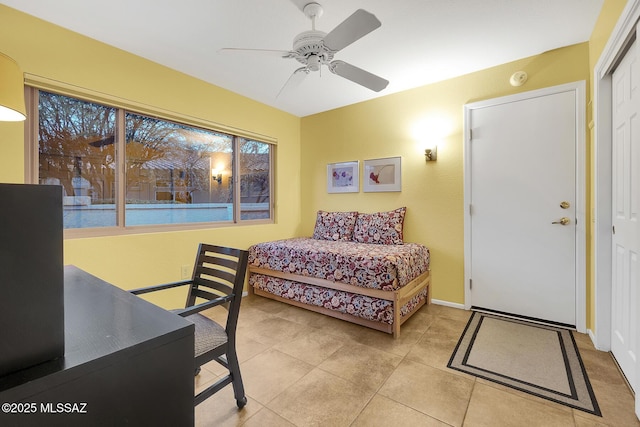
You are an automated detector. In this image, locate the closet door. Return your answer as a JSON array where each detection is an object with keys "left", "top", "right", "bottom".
[{"left": 611, "top": 38, "right": 639, "bottom": 392}]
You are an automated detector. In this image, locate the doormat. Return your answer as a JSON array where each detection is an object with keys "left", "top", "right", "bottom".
[{"left": 447, "top": 311, "right": 601, "bottom": 416}]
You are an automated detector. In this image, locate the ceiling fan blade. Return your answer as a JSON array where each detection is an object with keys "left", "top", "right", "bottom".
[
  {"left": 277, "top": 67, "right": 310, "bottom": 98},
  {"left": 218, "top": 48, "right": 294, "bottom": 58},
  {"left": 322, "top": 9, "right": 381, "bottom": 52},
  {"left": 329, "top": 60, "right": 388, "bottom": 92}
]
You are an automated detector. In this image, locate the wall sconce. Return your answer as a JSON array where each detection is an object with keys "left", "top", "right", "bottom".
[
  {"left": 425, "top": 146, "right": 437, "bottom": 162},
  {"left": 0, "top": 53, "right": 27, "bottom": 121},
  {"left": 412, "top": 116, "right": 449, "bottom": 163},
  {"left": 211, "top": 169, "right": 222, "bottom": 184}
]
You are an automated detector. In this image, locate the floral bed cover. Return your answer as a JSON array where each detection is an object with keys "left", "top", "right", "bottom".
[
  {"left": 248, "top": 237, "right": 430, "bottom": 291},
  {"left": 250, "top": 273, "right": 429, "bottom": 324}
]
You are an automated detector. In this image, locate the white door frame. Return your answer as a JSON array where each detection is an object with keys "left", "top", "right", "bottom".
[{"left": 463, "top": 81, "right": 587, "bottom": 333}]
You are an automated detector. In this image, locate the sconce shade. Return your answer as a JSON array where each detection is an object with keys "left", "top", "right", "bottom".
[{"left": 0, "top": 52, "right": 27, "bottom": 121}]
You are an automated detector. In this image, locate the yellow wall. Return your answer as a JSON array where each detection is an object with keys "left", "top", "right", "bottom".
[
  {"left": 0, "top": 5, "right": 302, "bottom": 308},
  {"left": 589, "top": 0, "right": 628, "bottom": 75},
  {"left": 300, "top": 0, "right": 628, "bottom": 330},
  {"left": 301, "top": 43, "right": 591, "bottom": 305},
  {"left": 0, "top": 2, "right": 630, "bottom": 326}
]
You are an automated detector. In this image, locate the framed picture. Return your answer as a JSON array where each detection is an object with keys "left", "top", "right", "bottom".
[
  {"left": 363, "top": 156, "right": 401, "bottom": 192},
  {"left": 327, "top": 161, "right": 359, "bottom": 193}
]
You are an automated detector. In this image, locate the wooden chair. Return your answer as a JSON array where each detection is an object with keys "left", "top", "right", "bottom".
[{"left": 130, "top": 243, "right": 249, "bottom": 407}]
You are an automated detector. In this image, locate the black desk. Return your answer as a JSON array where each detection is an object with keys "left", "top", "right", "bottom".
[{"left": 0, "top": 266, "right": 195, "bottom": 426}]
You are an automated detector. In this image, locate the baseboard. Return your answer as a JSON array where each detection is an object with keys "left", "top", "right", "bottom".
[{"left": 431, "top": 299, "right": 466, "bottom": 310}]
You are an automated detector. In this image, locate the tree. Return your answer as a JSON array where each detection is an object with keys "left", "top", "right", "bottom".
[
  {"left": 38, "top": 93, "right": 233, "bottom": 204},
  {"left": 39, "top": 92, "right": 116, "bottom": 200}
]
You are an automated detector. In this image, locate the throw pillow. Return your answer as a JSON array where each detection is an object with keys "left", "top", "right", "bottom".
[
  {"left": 312, "top": 210, "right": 358, "bottom": 241},
  {"left": 352, "top": 207, "right": 406, "bottom": 244}
]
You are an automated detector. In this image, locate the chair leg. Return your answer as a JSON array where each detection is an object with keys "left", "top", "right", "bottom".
[{"left": 226, "top": 348, "right": 246, "bottom": 408}]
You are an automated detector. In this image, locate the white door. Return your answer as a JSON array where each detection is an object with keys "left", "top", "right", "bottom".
[
  {"left": 467, "top": 87, "right": 578, "bottom": 326},
  {"left": 611, "top": 39, "right": 639, "bottom": 392}
]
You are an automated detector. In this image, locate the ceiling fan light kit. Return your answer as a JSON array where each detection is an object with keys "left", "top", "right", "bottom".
[
  {"left": 292, "top": 30, "right": 334, "bottom": 70},
  {"left": 220, "top": 2, "right": 389, "bottom": 96}
]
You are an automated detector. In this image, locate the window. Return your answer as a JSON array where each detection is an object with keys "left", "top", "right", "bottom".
[
  {"left": 124, "top": 112, "right": 235, "bottom": 226},
  {"left": 29, "top": 89, "right": 273, "bottom": 233},
  {"left": 239, "top": 138, "right": 271, "bottom": 220},
  {"left": 38, "top": 92, "right": 117, "bottom": 228}
]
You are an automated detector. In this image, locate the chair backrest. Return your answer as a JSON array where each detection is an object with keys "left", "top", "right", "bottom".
[{"left": 185, "top": 243, "right": 249, "bottom": 334}]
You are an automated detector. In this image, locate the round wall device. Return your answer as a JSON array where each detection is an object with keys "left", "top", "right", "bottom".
[{"left": 509, "top": 71, "right": 528, "bottom": 87}]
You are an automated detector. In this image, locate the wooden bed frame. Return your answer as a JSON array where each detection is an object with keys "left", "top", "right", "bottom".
[{"left": 248, "top": 267, "right": 431, "bottom": 338}]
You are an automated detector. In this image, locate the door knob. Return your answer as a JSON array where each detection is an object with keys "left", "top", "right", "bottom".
[{"left": 552, "top": 217, "right": 570, "bottom": 225}]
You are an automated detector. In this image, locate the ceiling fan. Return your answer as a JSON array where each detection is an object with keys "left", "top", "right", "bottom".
[{"left": 219, "top": 2, "right": 389, "bottom": 97}]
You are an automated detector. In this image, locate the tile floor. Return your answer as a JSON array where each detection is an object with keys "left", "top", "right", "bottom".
[{"left": 195, "top": 295, "right": 639, "bottom": 426}]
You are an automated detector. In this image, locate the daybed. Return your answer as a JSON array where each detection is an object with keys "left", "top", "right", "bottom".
[{"left": 248, "top": 208, "right": 431, "bottom": 337}]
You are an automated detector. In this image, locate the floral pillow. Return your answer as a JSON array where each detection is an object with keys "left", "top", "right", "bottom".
[
  {"left": 312, "top": 210, "right": 359, "bottom": 241},
  {"left": 352, "top": 207, "right": 406, "bottom": 245}
]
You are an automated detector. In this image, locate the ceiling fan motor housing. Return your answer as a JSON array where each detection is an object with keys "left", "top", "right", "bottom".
[{"left": 293, "top": 30, "right": 333, "bottom": 68}]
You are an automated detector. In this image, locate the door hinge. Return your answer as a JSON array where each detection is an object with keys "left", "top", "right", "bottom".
[
  {"left": 613, "top": 225, "right": 616, "bottom": 235},
  {"left": 470, "top": 279, "right": 473, "bottom": 290},
  {"left": 469, "top": 204, "right": 472, "bottom": 215}
]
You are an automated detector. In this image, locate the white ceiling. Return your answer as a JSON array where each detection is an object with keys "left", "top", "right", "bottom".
[{"left": 2, "top": 0, "right": 604, "bottom": 117}]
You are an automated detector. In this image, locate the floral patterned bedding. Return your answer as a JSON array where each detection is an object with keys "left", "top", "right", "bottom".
[
  {"left": 248, "top": 237, "right": 430, "bottom": 291},
  {"left": 250, "top": 274, "right": 429, "bottom": 325}
]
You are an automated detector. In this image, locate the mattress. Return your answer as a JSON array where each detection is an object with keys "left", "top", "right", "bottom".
[
  {"left": 248, "top": 237, "right": 430, "bottom": 291},
  {"left": 250, "top": 273, "right": 429, "bottom": 324}
]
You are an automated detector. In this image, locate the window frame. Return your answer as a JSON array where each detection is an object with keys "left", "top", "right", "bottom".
[{"left": 23, "top": 77, "right": 275, "bottom": 239}]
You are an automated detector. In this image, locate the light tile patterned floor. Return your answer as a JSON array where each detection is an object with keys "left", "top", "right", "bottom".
[{"left": 195, "top": 295, "right": 639, "bottom": 427}]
